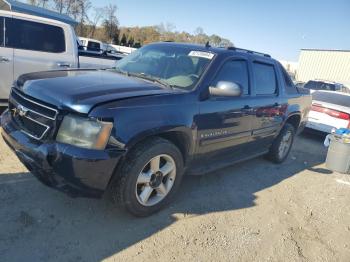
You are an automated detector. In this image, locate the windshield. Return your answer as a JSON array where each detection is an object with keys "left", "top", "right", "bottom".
[{"left": 114, "top": 44, "right": 214, "bottom": 90}]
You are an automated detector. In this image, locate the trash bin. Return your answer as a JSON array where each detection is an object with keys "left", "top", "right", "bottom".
[{"left": 326, "top": 132, "right": 350, "bottom": 174}]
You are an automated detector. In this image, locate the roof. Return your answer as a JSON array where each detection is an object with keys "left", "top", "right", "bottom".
[
  {"left": 78, "top": 37, "right": 104, "bottom": 44},
  {"left": 301, "top": 48, "right": 350, "bottom": 52},
  {"left": 0, "top": 0, "right": 77, "bottom": 26}
]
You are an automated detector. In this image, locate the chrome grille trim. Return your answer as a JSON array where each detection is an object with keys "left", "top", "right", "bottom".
[
  {"left": 9, "top": 89, "right": 59, "bottom": 140},
  {"left": 11, "top": 89, "right": 58, "bottom": 120},
  {"left": 20, "top": 115, "right": 50, "bottom": 140}
]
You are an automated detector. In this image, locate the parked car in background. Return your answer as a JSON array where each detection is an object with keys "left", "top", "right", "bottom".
[
  {"left": 1, "top": 42, "right": 311, "bottom": 216},
  {"left": 306, "top": 91, "right": 350, "bottom": 133},
  {"left": 303, "top": 80, "right": 343, "bottom": 93},
  {"left": 105, "top": 44, "right": 127, "bottom": 60},
  {"left": 294, "top": 81, "right": 305, "bottom": 89},
  {"left": 0, "top": 10, "right": 118, "bottom": 106},
  {"left": 78, "top": 37, "right": 106, "bottom": 56}
]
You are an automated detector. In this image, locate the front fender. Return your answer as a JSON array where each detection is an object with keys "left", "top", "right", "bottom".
[{"left": 89, "top": 94, "right": 199, "bottom": 154}]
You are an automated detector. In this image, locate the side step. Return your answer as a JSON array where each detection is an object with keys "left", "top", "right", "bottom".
[{"left": 186, "top": 150, "right": 269, "bottom": 176}]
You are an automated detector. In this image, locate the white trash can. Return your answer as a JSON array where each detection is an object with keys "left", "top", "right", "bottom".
[{"left": 326, "top": 134, "right": 350, "bottom": 174}]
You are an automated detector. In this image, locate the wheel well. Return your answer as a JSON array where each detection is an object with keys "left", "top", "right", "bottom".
[
  {"left": 286, "top": 114, "right": 301, "bottom": 130},
  {"left": 107, "top": 131, "right": 190, "bottom": 189},
  {"left": 158, "top": 132, "right": 191, "bottom": 165}
]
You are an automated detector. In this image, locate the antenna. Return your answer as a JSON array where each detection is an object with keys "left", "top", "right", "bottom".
[{"left": 205, "top": 41, "right": 211, "bottom": 48}]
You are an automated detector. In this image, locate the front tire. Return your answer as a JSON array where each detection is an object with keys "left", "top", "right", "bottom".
[
  {"left": 267, "top": 123, "right": 295, "bottom": 163},
  {"left": 109, "top": 137, "right": 184, "bottom": 217}
]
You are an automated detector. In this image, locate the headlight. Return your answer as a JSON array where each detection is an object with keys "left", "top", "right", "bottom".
[{"left": 56, "top": 115, "right": 113, "bottom": 150}]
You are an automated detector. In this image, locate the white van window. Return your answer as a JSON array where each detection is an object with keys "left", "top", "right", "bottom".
[
  {"left": 87, "top": 41, "right": 101, "bottom": 51},
  {"left": 0, "top": 17, "right": 3, "bottom": 46},
  {"left": 6, "top": 18, "right": 65, "bottom": 53}
]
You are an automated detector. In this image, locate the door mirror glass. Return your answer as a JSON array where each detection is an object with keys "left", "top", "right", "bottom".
[{"left": 209, "top": 81, "right": 243, "bottom": 97}]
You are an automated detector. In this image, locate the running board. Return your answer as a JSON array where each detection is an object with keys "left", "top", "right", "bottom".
[{"left": 186, "top": 150, "right": 269, "bottom": 176}]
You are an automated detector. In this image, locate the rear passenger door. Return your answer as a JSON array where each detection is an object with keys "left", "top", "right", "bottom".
[
  {"left": 250, "top": 61, "right": 285, "bottom": 148},
  {"left": 6, "top": 17, "right": 74, "bottom": 81},
  {"left": 0, "top": 16, "right": 14, "bottom": 103}
]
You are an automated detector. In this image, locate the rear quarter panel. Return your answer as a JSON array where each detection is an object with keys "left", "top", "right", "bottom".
[{"left": 285, "top": 94, "right": 312, "bottom": 131}]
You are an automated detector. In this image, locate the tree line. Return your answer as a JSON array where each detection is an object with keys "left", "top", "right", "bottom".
[{"left": 27, "top": 0, "right": 234, "bottom": 48}]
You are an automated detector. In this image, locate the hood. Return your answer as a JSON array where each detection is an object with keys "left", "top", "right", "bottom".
[{"left": 15, "top": 69, "right": 173, "bottom": 114}]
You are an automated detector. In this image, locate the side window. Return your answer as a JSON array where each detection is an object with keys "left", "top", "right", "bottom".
[
  {"left": 0, "top": 17, "right": 3, "bottom": 46},
  {"left": 6, "top": 18, "right": 65, "bottom": 53},
  {"left": 212, "top": 60, "right": 249, "bottom": 95},
  {"left": 280, "top": 64, "right": 298, "bottom": 94},
  {"left": 87, "top": 41, "right": 101, "bottom": 51},
  {"left": 253, "top": 62, "right": 277, "bottom": 95}
]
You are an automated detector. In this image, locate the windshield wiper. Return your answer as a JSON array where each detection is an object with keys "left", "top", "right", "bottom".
[
  {"left": 112, "top": 69, "right": 175, "bottom": 89},
  {"left": 126, "top": 71, "right": 175, "bottom": 89},
  {"left": 112, "top": 67, "right": 130, "bottom": 76}
]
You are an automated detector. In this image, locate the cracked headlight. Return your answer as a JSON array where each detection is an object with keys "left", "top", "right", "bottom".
[{"left": 56, "top": 115, "right": 113, "bottom": 150}]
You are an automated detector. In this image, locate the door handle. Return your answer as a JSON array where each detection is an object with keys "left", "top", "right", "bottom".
[
  {"left": 0, "top": 56, "right": 10, "bottom": 63},
  {"left": 57, "top": 62, "right": 71, "bottom": 68}
]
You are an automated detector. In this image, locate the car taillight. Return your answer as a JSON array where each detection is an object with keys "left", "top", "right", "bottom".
[
  {"left": 311, "top": 104, "right": 350, "bottom": 120},
  {"left": 311, "top": 105, "right": 324, "bottom": 113}
]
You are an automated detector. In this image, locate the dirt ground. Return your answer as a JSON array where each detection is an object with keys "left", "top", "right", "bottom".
[{"left": 0, "top": 130, "right": 349, "bottom": 262}]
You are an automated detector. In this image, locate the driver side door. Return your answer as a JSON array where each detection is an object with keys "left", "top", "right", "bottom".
[{"left": 195, "top": 58, "right": 254, "bottom": 162}]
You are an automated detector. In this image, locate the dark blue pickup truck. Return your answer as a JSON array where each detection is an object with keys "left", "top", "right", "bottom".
[{"left": 1, "top": 42, "right": 311, "bottom": 216}]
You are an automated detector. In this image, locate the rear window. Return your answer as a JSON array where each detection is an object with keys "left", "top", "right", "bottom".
[
  {"left": 312, "top": 91, "right": 350, "bottom": 107},
  {"left": 87, "top": 41, "right": 101, "bottom": 51},
  {"left": 6, "top": 18, "right": 65, "bottom": 53},
  {"left": 305, "top": 81, "right": 336, "bottom": 91},
  {"left": 253, "top": 62, "right": 277, "bottom": 95},
  {"left": 0, "top": 17, "right": 3, "bottom": 46}
]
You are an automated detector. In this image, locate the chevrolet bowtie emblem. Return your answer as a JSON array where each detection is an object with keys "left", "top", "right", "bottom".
[{"left": 12, "top": 104, "right": 29, "bottom": 117}]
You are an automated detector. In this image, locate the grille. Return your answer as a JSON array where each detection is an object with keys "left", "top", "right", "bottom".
[{"left": 9, "top": 89, "right": 58, "bottom": 140}]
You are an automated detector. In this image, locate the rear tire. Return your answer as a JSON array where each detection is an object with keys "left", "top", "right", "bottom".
[
  {"left": 109, "top": 137, "right": 184, "bottom": 217},
  {"left": 267, "top": 123, "right": 295, "bottom": 163}
]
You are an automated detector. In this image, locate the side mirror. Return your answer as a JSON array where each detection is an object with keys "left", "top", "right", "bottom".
[{"left": 209, "top": 81, "right": 243, "bottom": 97}]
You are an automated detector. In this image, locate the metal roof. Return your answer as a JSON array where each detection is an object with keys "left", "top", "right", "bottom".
[
  {"left": 301, "top": 48, "right": 350, "bottom": 52},
  {"left": 0, "top": 0, "right": 77, "bottom": 26}
]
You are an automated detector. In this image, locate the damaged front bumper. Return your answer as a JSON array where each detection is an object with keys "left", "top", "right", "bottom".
[{"left": 1, "top": 110, "right": 125, "bottom": 198}]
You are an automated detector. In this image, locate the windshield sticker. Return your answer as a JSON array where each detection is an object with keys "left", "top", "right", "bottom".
[{"left": 188, "top": 51, "right": 214, "bottom": 60}]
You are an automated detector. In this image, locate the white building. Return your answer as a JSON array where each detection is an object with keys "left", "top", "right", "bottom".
[{"left": 296, "top": 49, "right": 350, "bottom": 86}]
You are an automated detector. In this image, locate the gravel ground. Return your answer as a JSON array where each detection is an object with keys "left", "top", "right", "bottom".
[{"left": 0, "top": 130, "right": 349, "bottom": 262}]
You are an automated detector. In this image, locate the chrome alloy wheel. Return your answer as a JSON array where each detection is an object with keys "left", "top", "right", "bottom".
[
  {"left": 135, "top": 154, "right": 176, "bottom": 206},
  {"left": 278, "top": 130, "right": 293, "bottom": 159}
]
